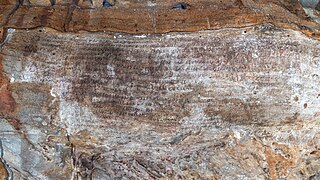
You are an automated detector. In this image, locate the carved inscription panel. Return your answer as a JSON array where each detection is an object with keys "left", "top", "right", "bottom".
[{"left": 2, "top": 26, "right": 320, "bottom": 133}]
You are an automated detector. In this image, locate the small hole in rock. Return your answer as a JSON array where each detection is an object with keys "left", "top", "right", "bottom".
[
  {"left": 304, "top": 103, "right": 307, "bottom": 108},
  {"left": 172, "top": 3, "right": 190, "bottom": 9},
  {"left": 103, "top": 0, "right": 113, "bottom": 8},
  {"left": 310, "top": 151, "right": 317, "bottom": 154},
  {"left": 299, "top": 25, "right": 308, "bottom": 30}
]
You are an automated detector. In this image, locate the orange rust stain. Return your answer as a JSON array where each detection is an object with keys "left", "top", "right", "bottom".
[
  {"left": 265, "top": 148, "right": 277, "bottom": 180},
  {"left": 265, "top": 144, "right": 297, "bottom": 180},
  {"left": 0, "top": 161, "right": 8, "bottom": 180},
  {"left": 0, "top": 56, "right": 17, "bottom": 116}
]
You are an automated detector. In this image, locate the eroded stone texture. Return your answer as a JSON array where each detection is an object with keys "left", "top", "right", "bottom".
[
  {"left": 0, "top": 25, "right": 320, "bottom": 179},
  {"left": 3, "top": 25, "right": 320, "bottom": 128},
  {"left": 1, "top": 0, "right": 320, "bottom": 179},
  {"left": 1, "top": 0, "right": 320, "bottom": 40}
]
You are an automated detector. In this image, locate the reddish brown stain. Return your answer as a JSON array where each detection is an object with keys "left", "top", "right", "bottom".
[
  {"left": 0, "top": 84, "right": 16, "bottom": 114},
  {"left": 0, "top": 0, "right": 16, "bottom": 5},
  {"left": 6, "top": 118, "right": 21, "bottom": 130},
  {"left": 0, "top": 161, "right": 8, "bottom": 180},
  {"left": 2, "top": 0, "right": 320, "bottom": 40},
  {"left": 0, "top": 28, "right": 4, "bottom": 44},
  {"left": 0, "top": 59, "right": 16, "bottom": 114},
  {"left": 265, "top": 148, "right": 277, "bottom": 180},
  {"left": 0, "top": 56, "right": 17, "bottom": 123},
  {"left": 265, "top": 144, "right": 297, "bottom": 180}
]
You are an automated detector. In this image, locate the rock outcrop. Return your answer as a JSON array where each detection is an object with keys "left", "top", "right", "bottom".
[{"left": 1, "top": 0, "right": 320, "bottom": 179}]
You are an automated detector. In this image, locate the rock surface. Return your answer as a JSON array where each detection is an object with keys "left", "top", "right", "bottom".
[{"left": 1, "top": 0, "right": 320, "bottom": 179}]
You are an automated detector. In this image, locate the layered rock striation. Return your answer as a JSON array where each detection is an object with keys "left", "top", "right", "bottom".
[{"left": 1, "top": 0, "right": 320, "bottom": 179}]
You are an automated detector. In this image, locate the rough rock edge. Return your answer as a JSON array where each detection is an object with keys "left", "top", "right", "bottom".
[{"left": 0, "top": 0, "right": 320, "bottom": 41}]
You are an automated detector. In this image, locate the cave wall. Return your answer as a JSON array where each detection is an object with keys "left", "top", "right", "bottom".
[{"left": 1, "top": 0, "right": 320, "bottom": 179}]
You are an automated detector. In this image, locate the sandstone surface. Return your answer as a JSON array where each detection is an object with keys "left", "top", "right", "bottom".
[{"left": 1, "top": 0, "right": 320, "bottom": 179}]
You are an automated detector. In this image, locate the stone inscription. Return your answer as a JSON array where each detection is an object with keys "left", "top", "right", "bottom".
[{"left": 2, "top": 26, "right": 320, "bottom": 131}]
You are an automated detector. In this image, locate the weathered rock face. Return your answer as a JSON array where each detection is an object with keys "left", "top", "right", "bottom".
[{"left": 1, "top": 0, "right": 320, "bottom": 179}]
